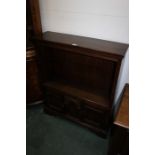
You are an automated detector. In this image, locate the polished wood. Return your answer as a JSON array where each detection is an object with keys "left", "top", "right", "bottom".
[
  {"left": 108, "top": 84, "right": 129, "bottom": 155},
  {"left": 114, "top": 84, "right": 129, "bottom": 128},
  {"left": 27, "top": 0, "right": 42, "bottom": 48},
  {"left": 34, "top": 31, "right": 128, "bottom": 136},
  {"left": 28, "top": 0, "right": 42, "bottom": 36},
  {"left": 26, "top": 48, "right": 42, "bottom": 104},
  {"left": 26, "top": 0, "right": 43, "bottom": 104},
  {"left": 44, "top": 81, "right": 110, "bottom": 109},
  {"left": 35, "top": 31, "right": 128, "bottom": 57}
]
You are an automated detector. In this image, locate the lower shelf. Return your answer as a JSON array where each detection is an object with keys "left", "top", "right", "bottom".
[{"left": 44, "top": 80, "right": 111, "bottom": 109}]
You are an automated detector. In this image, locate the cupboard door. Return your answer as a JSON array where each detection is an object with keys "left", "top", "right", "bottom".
[
  {"left": 83, "top": 104, "right": 107, "bottom": 128},
  {"left": 64, "top": 96, "right": 81, "bottom": 118},
  {"left": 46, "top": 91, "right": 65, "bottom": 112}
]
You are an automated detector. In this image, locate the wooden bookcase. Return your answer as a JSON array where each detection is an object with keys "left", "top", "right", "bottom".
[{"left": 34, "top": 31, "right": 128, "bottom": 136}]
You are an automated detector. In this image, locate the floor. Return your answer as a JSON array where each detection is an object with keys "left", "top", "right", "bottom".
[{"left": 26, "top": 104, "right": 109, "bottom": 155}]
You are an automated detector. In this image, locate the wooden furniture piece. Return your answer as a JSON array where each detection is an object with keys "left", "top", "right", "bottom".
[
  {"left": 26, "top": 0, "right": 42, "bottom": 47},
  {"left": 34, "top": 31, "right": 129, "bottom": 136},
  {"left": 26, "top": 0, "right": 42, "bottom": 104},
  {"left": 108, "top": 84, "right": 129, "bottom": 154},
  {"left": 26, "top": 47, "right": 42, "bottom": 104}
]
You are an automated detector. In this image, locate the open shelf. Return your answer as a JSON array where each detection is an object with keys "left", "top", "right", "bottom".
[{"left": 44, "top": 80, "right": 111, "bottom": 110}]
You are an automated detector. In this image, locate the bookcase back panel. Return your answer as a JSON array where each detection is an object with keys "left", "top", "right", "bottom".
[{"left": 41, "top": 46, "right": 116, "bottom": 97}]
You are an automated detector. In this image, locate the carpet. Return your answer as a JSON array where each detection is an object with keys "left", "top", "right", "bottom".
[{"left": 26, "top": 104, "right": 109, "bottom": 155}]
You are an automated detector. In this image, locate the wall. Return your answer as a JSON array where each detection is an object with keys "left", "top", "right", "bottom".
[
  {"left": 114, "top": 49, "right": 129, "bottom": 103},
  {"left": 39, "top": 0, "right": 129, "bottom": 103}
]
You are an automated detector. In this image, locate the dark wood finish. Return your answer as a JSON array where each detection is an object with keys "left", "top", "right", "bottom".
[
  {"left": 108, "top": 84, "right": 129, "bottom": 155},
  {"left": 26, "top": 0, "right": 42, "bottom": 45},
  {"left": 34, "top": 31, "right": 128, "bottom": 136},
  {"left": 44, "top": 81, "right": 110, "bottom": 109},
  {"left": 108, "top": 126, "right": 129, "bottom": 155},
  {"left": 35, "top": 31, "right": 127, "bottom": 56},
  {"left": 26, "top": 48, "right": 42, "bottom": 104},
  {"left": 26, "top": 0, "right": 42, "bottom": 104},
  {"left": 26, "top": 0, "right": 34, "bottom": 48},
  {"left": 29, "top": 0, "right": 42, "bottom": 36}
]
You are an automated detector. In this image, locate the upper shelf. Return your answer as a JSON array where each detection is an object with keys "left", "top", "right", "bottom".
[{"left": 34, "top": 31, "right": 129, "bottom": 58}]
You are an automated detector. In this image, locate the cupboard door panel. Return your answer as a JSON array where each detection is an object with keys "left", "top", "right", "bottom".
[
  {"left": 46, "top": 91, "right": 65, "bottom": 112},
  {"left": 64, "top": 96, "right": 81, "bottom": 118},
  {"left": 83, "top": 104, "right": 107, "bottom": 128}
]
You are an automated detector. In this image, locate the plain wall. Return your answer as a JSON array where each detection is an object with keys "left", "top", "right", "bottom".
[
  {"left": 39, "top": 0, "right": 129, "bottom": 104},
  {"left": 114, "top": 49, "right": 129, "bottom": 103}
]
